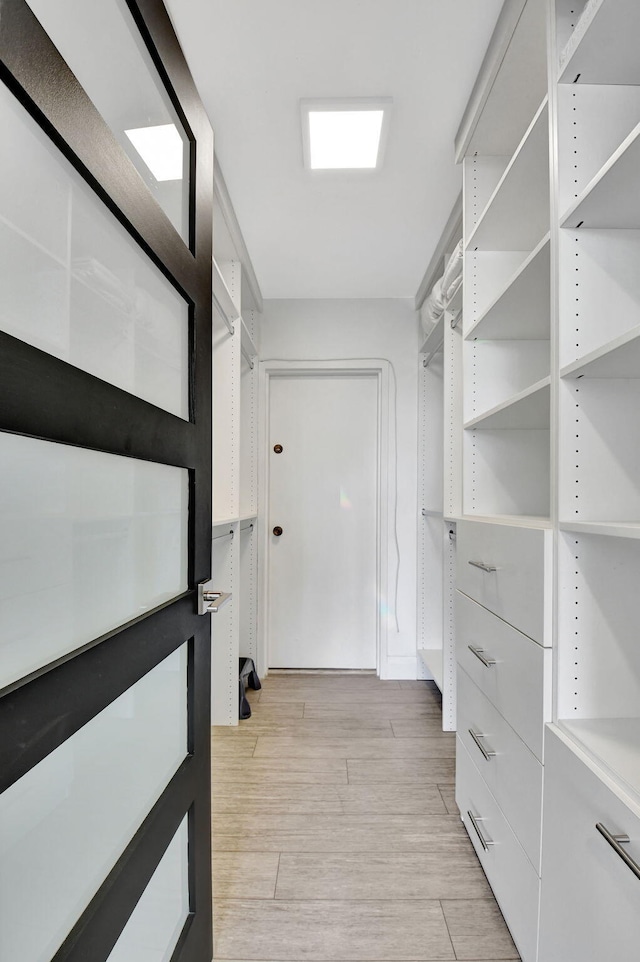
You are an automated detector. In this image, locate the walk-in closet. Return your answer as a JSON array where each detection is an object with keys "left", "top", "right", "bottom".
[{"left": 1, "top": 1, "right": 639, "bottom": 961}]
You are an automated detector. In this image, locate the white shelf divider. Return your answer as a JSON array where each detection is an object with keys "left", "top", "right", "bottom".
[
  {"left": 465, "top": 233, "right": 550, "bottom": 341},
  {"left": 418, "top": 648, "right": 444, "bottom": 692},
  {"left": 464, "top": 376, "right": 551, "bottom": 430},
  {"left": 561, "top": 121, "right": 640, "bottom": 229},
  {"left": 466, "top": 98, "right": 549, "bottom": 251},
  {"left": 213, "top": 257, "right": 240, "bottom": 334},
  {"left": 559, "top": 0, "right": 640, "bottom": 86},
  {"left": 561, "top": 323, "right": 640, "bottom": 379}
]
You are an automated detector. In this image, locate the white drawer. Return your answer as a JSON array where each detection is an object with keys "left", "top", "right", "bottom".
[
  {"left": 539, "top": 726, "right": 640, "bottom": 962},
  {"left": 456, "top": 591, "right": 551, "bottom": 761},
  {"left": 458, "top": 668, "right": 543, "bottom": 872},
  {"left": 456, "top": 737, "right": 540, "bottom": 962},
  {"left": 456, "top": 519, "right": 551, "bottom": 644}
]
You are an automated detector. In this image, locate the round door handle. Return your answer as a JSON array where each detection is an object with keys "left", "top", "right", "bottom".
[{"left": 273, "top": 526, "right": 283, "bottom": 537}]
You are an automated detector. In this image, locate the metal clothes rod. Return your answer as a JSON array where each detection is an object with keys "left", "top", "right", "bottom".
[
  {"left": 213, "top": 293, "right": 234, "bottom": 336},
  {"left": 240, "top": 522, "right": 254, "bottom": 533},
  {"left": 450, "top": 309, "right": 462, "bottom": 329},
  {"left": 212, "top": 529, "right": 234, "bottom": 542},
  {"left": 241, "top": 343, "right": 255, "bottom": 370}
]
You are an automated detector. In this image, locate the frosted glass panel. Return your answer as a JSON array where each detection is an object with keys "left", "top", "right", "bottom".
[
  {"left": 107, "top": 819, "right": 189, "bottom": 962},
  {"left": 25, "top": 0, "right": 190, "bottom": 241},
  {"left": 0, "top": 82, "right": 188, "bottom": 419},
  {"left": 0, "top": 646, "right": 188, "bottom": 962},
  {"left": 0, "top": 432, "right": 188, "bottom": 689}
]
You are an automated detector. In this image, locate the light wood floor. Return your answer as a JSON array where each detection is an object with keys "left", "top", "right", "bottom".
[{"left": 211, "top": 673, "right": 520, "bottom": 961}]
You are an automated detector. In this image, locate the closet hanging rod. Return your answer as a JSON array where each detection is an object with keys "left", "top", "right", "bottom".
[
  {"left": 212, "top": 528, "right": 234, "bottom": 542},
  {"left": 241, "top": 343, "right": 255, "bottom": 370},
  {"left": 240, "top": 522, "right": 254, "bottom": 533},
  {"left": 213, "top": 292, "right": 235, "bottom": 336},
  {"left": 450, "top": 309, "right": 462, "bottom": 329},
  {"left": 423, "top": 347, "right": 442, "bottom": 369}
]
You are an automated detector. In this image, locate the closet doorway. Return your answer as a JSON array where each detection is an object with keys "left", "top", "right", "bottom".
[{"left": 263, "top": 369, "right": 381, "bottom": 670}]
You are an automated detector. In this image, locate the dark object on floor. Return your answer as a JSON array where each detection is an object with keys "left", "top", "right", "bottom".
[{"left": 239, "top": 657, "right": 261, "bottom": 719}]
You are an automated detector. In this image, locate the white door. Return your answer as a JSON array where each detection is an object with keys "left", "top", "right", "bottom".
[{"left": 268, "top": 374, "right": 378, "bottom": 669}]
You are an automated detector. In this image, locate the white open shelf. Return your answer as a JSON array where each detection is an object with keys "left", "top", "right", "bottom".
[
  {"left": 466, "top": 99, "right": 549, "bottom": 252},
  {"left": 418, "top": 648, "right": 444, "bottom": 692},
  {"left": 465, "top": 233, "right": 550, "bottom": 341},
  {"left": 560, "top": 0, "right": 640, "bottom": 85},
  {"left": 561, "top": 121, "right": 640, "bottom": 229},
  {"left": 464, "top": 376, "right": 550, "bottom": 430},
  {"left": 561, "top": 324, "right": 640, "bottom": 379},
  {"left": 213, "top": 516, "right": 240, "bottom": 529},
  {"left": 559, "top": 718, "right": 640, "bottom": 803},
  {"left": 560, "top": 520, "right": 640, "bottom": 541},
  {"left": 465, "top": 513, "right": 552, "bottom": 528},
  {"left": 213, "top": 257, "right": 240, "bottom": 332}
]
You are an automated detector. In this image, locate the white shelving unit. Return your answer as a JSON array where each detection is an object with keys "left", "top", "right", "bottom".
[
  {"left": 452, "top": 3, "right": 553, "bottom": 959},
  {"left": 415, "top": 195, "right": 462, "bottom": 733},
  {"left": 449, "top": 1, "right": 640, "bottom": 957},
  {"left": 210, "top": 186, "right": 262, "bottom": 725},
  {"left": 549, "top": 18, "right": 640, "bottom": 930}
]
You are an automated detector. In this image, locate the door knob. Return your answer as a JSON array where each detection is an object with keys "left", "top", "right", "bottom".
[{"left": 273, "top": 526, "right": 283, "bottom": 537}]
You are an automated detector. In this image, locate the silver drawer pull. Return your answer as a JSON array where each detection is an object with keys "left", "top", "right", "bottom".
[
  {"left": 468, "top": 645, "right": 496, "bottom": 668},
  {"left": 469, "top": 728, "right": 496, "bottom": 761},
  {"left": 468, "top": 560, "right": 498, "bottom": 572},
  {"left": 467, "top": 810, "right": 494, "bottom": 851},
  {"left": 596, "top": 823, "right": 640, "bottom": 881}
]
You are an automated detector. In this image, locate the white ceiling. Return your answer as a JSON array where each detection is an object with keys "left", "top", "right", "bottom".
[{"left": 165, "top": 0, "right": 504, "bottom": 300}]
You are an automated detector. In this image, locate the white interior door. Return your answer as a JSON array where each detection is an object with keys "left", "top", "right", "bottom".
[{"left": 268, "top": 374, "right": 378, "bottom": 669}]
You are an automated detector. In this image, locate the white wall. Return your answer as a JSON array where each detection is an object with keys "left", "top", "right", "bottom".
[{"left": 260, "top": 298, "right": 421, "bottom": 679}]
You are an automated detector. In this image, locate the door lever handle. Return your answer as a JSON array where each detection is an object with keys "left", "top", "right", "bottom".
[{"left": 197, "top": 581, "right": 232, "bottom": 615}]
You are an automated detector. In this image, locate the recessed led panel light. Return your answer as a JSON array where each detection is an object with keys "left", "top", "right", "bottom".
[
  {"left": 125, "top": 123, "right": 184, "bottom": 181},
  {"left": 301, "top": 99, "right": 392, "bottom": 171}
]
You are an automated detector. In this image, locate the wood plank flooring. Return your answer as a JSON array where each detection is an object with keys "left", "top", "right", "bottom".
[{"left": 211, "top": 673, "right": 520, "bottom": 962}]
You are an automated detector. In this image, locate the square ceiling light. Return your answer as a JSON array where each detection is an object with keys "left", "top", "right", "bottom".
[
  {"left": 125, "top": 123, "right": 184, "bottom": 181},
  {"left": 301, "top": 98, "right": 392, "bottom": 170}
]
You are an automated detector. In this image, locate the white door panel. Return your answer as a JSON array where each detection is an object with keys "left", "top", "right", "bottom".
[{"left": 268, "top": 375, "right": 378, "bottom": 669}]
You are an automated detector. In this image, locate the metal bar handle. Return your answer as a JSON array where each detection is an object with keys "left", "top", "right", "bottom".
[
  {"left": 469, "top": 728, "right": 496, "bottom": 761},
  {"left": 468, "top": 560, "right": 498, "bottom": 572},
  {"left": 596, "top": 823, "right": 640, "bottom": 881},
  {"left": 468, "top": 645, "right": 496, "bottom": 668},
  {"left": 467, "top": 810, "right": 494, "bottom": 852}
]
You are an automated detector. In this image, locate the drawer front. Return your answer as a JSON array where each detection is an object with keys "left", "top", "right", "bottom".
[
  {"left": 456, "top": 519, "right": 551, "bottom": 644},
  {"left": 539, "top": 726, "right": 640, "bottom": 962},
  {"left": 456, "top": 590, "right": 550, "bottom": 761},
  {"left": 458, "top": 668, "right": 543, "bottom": 872},
  {"left": 456, "top": 737, "right": 540, "bottom": 962}
]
